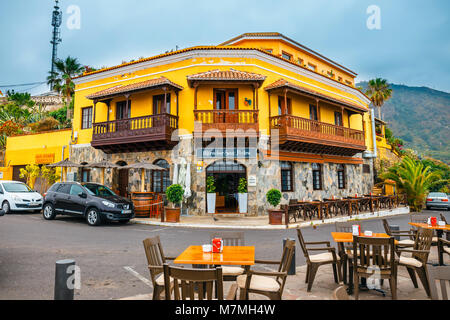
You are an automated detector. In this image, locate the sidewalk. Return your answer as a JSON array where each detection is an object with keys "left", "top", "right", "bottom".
[{"left": 131, "top": 206, "right": 410, "bottom": 230}]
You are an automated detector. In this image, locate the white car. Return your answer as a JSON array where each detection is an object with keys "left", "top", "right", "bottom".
[{"left": 0, "top": 181, "right": 43, "bottom": 214}]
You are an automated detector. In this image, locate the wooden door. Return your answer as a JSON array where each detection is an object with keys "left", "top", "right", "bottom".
[{"left": 118, "top": 169, "right": 129, "bottom": 198}]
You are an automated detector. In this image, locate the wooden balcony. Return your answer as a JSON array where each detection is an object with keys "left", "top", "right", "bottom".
[
  {"left": 270, "top": 115, "right": 366, "bottom": 156},
  {"left": 91, "top": 114, "right": 178, "bottom": 153},
  {"left": 194, "top": 109, "right": 259, "bottom": 137}
]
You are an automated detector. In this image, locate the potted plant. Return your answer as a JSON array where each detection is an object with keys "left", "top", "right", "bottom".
[
  {"left": 164, "top": 184, "right": 184, "bottom": 223},
  {"left": 266, "top": 189, "right": 284, "bottom": 225},
  {"left": 206, "top": 176, "right": 216, "bottom": 214},
  {"left": 237, "top": 177, "right": 248, "bottom": 214}
]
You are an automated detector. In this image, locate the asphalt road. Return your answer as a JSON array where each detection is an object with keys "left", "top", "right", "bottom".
[{"left": 0, "top": 209, "right": 448, "bottom": 300}]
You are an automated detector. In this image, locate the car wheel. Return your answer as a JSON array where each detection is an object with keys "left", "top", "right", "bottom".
[
  {"left": 118, "top": 219, "right": 130, "bottom": 224},
  {"left": 86, "top": 208, "right": 102, "bottom": 226},
  {"left": 426, "top": 206, "right": 430, "bottom": 210},
  {"left": 2, "top": 201, "right": 11, "bottom": 214},
  {"left": 43, "top": 203, "right": 56, "bottom": 220}
]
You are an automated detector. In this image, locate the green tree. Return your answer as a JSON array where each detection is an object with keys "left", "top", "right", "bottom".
[
  {"left": 365, "top": 78, "right": 393, "bottom": 120},
  {"left": 381, "top": 156, "right": 443, "bottom": 212},
  {"left": 50, "top": 56, "right": 84, "bottom": 119}
]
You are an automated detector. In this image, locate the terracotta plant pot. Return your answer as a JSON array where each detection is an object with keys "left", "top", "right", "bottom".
[
  {"left": 268, "top": 209, "right": 284, "bottom": 225},
  {"left": 164, "top": 207, "right": 180, "bottom": 223}
]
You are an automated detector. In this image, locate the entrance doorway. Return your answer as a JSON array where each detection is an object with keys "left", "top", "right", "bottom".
[
  {"left": 206, "top": 160, "right": 246, "bottom": 213},
  {"left": 116, "top": 161, "right": 129, "bottom": 198}
]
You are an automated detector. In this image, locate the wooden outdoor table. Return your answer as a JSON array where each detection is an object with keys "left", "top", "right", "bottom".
[
  {"left": 331, "top": 232, "right": 396, "bottom": 296},
  {"left": 174, "top": 246, "right": 255, "bottom": 266},
  {"left": 408, "top": 222, "right": 450, "bottom": 238}
]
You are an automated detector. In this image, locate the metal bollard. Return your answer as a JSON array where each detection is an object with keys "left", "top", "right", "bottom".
[
  {"left": 283, "top": 238, "right": 296, "bottom": 275},
  {"left": 54, "top": 259, "right": 76, "bottom": 300},
  {"left": 389, "top": 225, "right": 401, "bottom": 241}
]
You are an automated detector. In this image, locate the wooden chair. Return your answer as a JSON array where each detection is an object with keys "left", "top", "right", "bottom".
[
  {"left": 162, "top": 264, "right": 237, "bottom": 300},
  {"left": 352, "top": 236, "right": 398, "bottom": 300},
  {"left": 297, "top": 228, "right": 341, "bottom": 292},
  {"left": 209, "top": 231, "right": 246, "bottom": 281},
  {"left": 396, "top": 227, "right": 434, "bottom": 297},
  {"left": 440, "top": 214, "right": 450, "bottom": 241},
  {"left": 332, "top": 284, "right": 350, "bottom": 300},
  {"left": 427, "top": 265, "right": 450, "bottom": 300},
  {"left": 410, "top": 214, "right": 438, "bottom": 245},
  {"left": 237, "top": 239, "right": 295, "bottom": 300},
  {"left": 142, "top": 236, "right": 176, "bottom": 300},
  {"left": 438, "top": 238, "right": 450, "bottom": 266},
  {"left": 382, "top": 218, "right": 415, "bottom": 248},
  {"left": 335, "top": 221, "right": 363, "bottom": 284}
]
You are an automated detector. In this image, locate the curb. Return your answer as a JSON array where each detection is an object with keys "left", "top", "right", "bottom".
[{"left": 130, "top": 206, "right": 410, "bottom": 230}]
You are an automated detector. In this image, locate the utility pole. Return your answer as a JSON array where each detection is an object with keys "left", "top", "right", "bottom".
[{"left": 50, "top": 0, "right": 62, "bottom": 90}]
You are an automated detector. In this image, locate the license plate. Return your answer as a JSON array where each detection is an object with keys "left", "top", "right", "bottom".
[{"left": 122, "top": 210, "right": 132, "bottom": 214}]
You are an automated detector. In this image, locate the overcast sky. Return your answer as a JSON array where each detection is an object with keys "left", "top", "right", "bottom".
[{"left": 0, "top": 0, "right": 449, "bottom": 95}]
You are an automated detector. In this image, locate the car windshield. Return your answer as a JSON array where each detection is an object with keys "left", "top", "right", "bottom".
[
  {"left": 83, "top": 184, "right": 116, "bottom": 197},
  {"left": 429, "top": 192, "right": 447, "bottom": 197},
  {"left": 3, "top": 182, "right": 33, "bottom": 193}
]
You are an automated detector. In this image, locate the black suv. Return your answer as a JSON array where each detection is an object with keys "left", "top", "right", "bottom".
[{"left": 42, "top": 182, "right": 134, "bottom": 226}]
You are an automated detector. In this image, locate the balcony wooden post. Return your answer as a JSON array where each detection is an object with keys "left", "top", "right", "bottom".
[
  {"left": 163, "top": 86, "right": 168, "bottom": 114},
  {"left": 176, "top": 91, "right": 179, "bottom": 117},
  {"left": 125, "top": 94, "right": 130, "bottom": 119},
  {"left": 93, "top": 100, "right": 97, "bottom": 124},
  {"left": 284, "top": 89, "right": 288, "bottom": 115}
]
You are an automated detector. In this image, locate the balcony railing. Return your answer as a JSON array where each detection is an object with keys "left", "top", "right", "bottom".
[
  {"left": 91, "top": 113, "right": 178, "bottom": 151},
  {"left": 194, "top": 109, "right": 259, "bottom": 135},
  {"left": 270, "top": 114, "right": 365, "bottom": 147}
]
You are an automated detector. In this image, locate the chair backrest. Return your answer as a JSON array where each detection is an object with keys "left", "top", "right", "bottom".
[
  {"left": 427, "top": 265, "right": 450, "bottom": 300},
  {"left": 440, "top": 214, "right": 448, "bottom": 225},
  {"left": 352, "top": 236, "right": 395, "bottom": 273},
  {"left": 296, "top": 228, "right": 310, "bottom": 259},
  {"left": 335, "top": 221, "right": 363, "bottom": 233},
  {"left": 410, "top": 214, "right": 430, "bottom": 226},
  {"left": 412, "top": 227, "right": 433, "bottom": 263},
  {"left": 277, "top": 239, "right": 296, "bottom": 292},
  {"left": 163, "top": 264, "right": 223, "bottom": 300},
  {"left": 209, "top": 231, "right": 245, "bottom": 246},
  {"left": 332, "top": 285, "right": 350, "bottom": 300},
  {"left": 143, "top": 236, "right": 166, "bottom": 284},
  {"left": 382, "top": 219, "right": 392, "bottom": 235}
]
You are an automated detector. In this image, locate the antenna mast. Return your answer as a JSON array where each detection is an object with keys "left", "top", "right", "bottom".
[{"left": 50, "top": 0, "right": 62, "bottom": 89}]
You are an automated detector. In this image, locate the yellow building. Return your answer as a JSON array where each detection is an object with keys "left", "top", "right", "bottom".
[{"left": 3, "top": 32, "right": 380, "bottom": 215}]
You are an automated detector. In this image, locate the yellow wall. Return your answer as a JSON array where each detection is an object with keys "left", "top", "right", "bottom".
[
  {"left": 0, "top": 167, "right": 13, "bottom": 180},
  {"left": 73, "top": 53, "right": 369, "bottom": 143},
  {"left": 5, "top": 129, "right": 71, "bottom": 167},
  {"left": 6, "top": 41, "right": 371, "bottom": 165},
  {"left": 227, "top": 39, "right": 356, "bottom": 86}
]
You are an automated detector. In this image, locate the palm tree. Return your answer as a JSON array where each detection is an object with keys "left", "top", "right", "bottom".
[
  {"left": 381, "top": 157, "right": 443, "bottom": 212},
  {"left": 365, "top": 78, "right": 392, "bottom": 120},
  {"left": 46, "top": 71, "right": 62, "bottom": 93},
  {"left": 51, "top": 56, "right": 84, "bottom": 119}
]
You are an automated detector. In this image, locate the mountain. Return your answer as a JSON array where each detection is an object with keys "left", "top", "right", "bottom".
[{"left": 357, "top": 82, "right": 450, "bottom": 164}]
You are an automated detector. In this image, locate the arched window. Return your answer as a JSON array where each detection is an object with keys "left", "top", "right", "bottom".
[
  {"left": 312, "top": 163, "right": 322, "bottom": 190},
  {"left": 152, "top": 159, "right": 171, "bottom": 193},
  {"left": 337, "top": 164, "right": 346, "bottom": 189},
  {"left": 281, "top": 161, "right": 293, "bottom": 192}
]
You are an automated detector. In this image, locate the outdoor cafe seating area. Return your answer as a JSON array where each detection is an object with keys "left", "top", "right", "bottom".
[
  {"left": 283, "top": 194, "right": 408, "bottom": 224},
  {"left": 141, "top": 213, "right": 450, "bottom": 300}
]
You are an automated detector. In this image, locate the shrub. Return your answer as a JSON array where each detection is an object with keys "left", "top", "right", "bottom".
[
  {"left": 238, "top": 178, "right": 247, "bottom": 194},
  {"left": 266, "top": 189, "right": 282, "bottom": 208},
  {"left": 206, "top": 176, "right": 216, "bottom": 193},
  {"left": 166, "top": 184, "right": 184, "bottom": 208},
  {"left": 29, "top": 117, "right": 60, "bottom": 132}
]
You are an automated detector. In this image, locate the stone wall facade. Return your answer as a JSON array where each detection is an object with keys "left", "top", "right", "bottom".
[{"left": 69, "top": 139, "right": 374, "bottom": 217}]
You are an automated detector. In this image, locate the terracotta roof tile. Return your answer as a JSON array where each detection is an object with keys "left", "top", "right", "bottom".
[
  {"left": 265, "top": 78, "right": 367, "bottom": 112},
  {"left": 187, "top": 69, "right": 266, "bottom": 83},
  {"left": 86, "top": 77, "right": 183, "bottom": 100}
]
